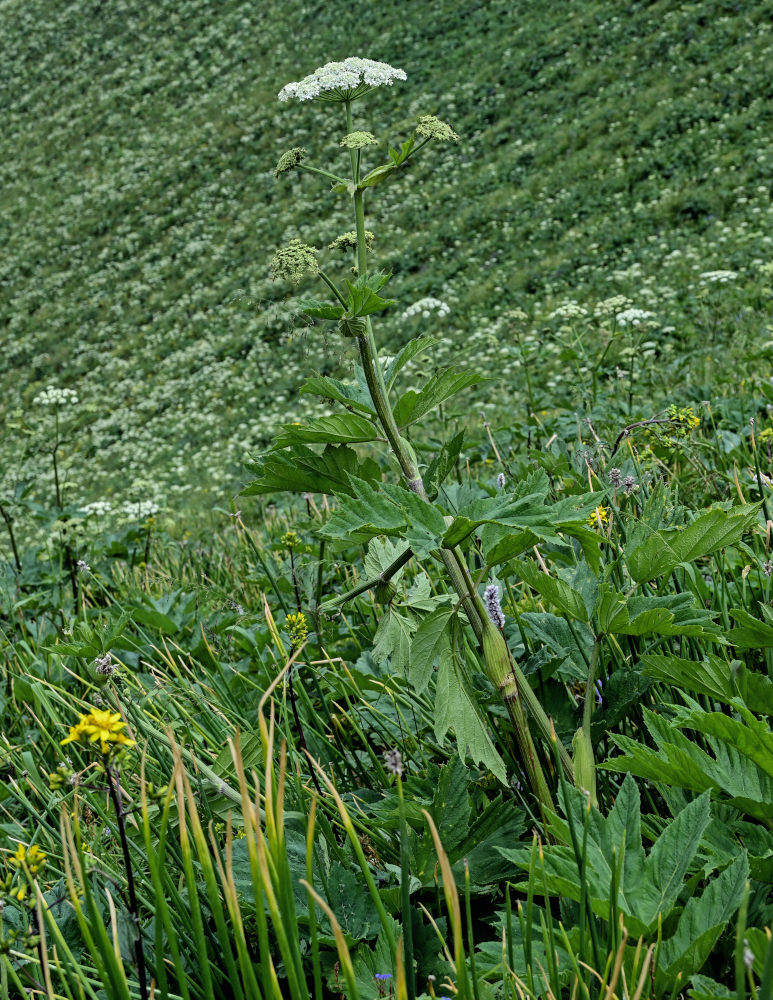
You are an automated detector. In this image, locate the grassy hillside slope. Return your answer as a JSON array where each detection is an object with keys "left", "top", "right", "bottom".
[{"left": 2, "top": 0, "right": 773, "bottom": 524}]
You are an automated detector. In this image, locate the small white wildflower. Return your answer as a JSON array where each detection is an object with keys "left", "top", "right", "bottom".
[
  {"left": 122, "top": 500, "right": 160, "bottom": 519},
  {"left": 76, "top": 559, "right": 90, "bottom": 573},
  {"left": 94, "top": 652, "right": 116, "bottom": 676},
  {"left": 484, "top": 584, "right": 505, "bottom": 630},
  {"left": 81, "top": 500, "right": 113, "bottom": 517},
  {"left": 593, "top": 295, "right": 632, "bottom": 318},
  {"left": 383, "top": 748, "right": 403, "bottom": 777},
  {"left": 496, "top": 472, "right": 506, "bottom": 489},
  {"left": 339, "top": 131, "right": 378, "bottom": 149},
  {"left": 278, "top": 57, "right": 406, "bottom": 103}
]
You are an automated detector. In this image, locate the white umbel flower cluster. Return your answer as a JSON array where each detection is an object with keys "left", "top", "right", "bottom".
[
  {"left": 548, "top": 300, "right": 588, "bottom": 320},
  {"left": 615, "top": 307, "right": 655, "bottom": 326},
  {"left": 699, "top": 269, "right": 738, "bottom": 284},
  {"left": 33, "top": 386, "right": 79, "bottom": 406},
  {"left": 278, "top": 58, "right": 407, "bottom": 103},
  {"left": 402, "top": 297, "right": 451, "bottom": 320}
]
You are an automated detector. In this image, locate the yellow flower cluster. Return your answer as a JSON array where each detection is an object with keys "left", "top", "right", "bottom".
[
  {"left": 587, "top": 506, "right": 611, "bottom": 529},
  {"left": 667, "top": 404, "right": 700, "bottom": 430},
  {"left": 61, "top": 708, "right": 136, "bottom": 756},
  {"left": 9, "top": 843, "right": 46, "bottom": 876},
  {"left": 285, "top": 612, "right": 309, "bottom": 651}
]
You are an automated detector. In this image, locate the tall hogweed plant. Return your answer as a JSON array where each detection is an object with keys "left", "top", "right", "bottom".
[{"left": 247, "top": 56, "right": 611, "bottom": 813}]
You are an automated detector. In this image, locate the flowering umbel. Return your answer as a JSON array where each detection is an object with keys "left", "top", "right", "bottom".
[
  {"left": 278, "top": 58, "right": 406, "bottom": 103},
  {"left": 61, "top": 707, "right": 136, "bottom": 755}
]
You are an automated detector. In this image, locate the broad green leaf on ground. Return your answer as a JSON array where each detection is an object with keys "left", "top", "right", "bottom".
[
  {"left": 656, "top": 854, "right": 748, "bottom": 991},
  {"left": 598, "top": 591, "right": 721, "bottom": 638},
  {"left": 674, "top": 702, "right": 773, "bottom": 780},
  {"left": 727, "top": 606, "right": 773, "bottom": 648},
  {"left": 300, "top": 371, "right": 376, "bottom": 415},
  {"left": 273, "top": 413, "right": 378, "bottom": 446},
  {"left": 625, "top": 504, "right": 759, "bottom": 582},
  {"left": 394, "top": 369, "right": 489, "bottom": 427},
  {"left": 499, "top": 774, "right": 711, "bottom": 936},
  {"left": 241, "top": 444, "right": 381, "bottom": 496},
  {"left": 641, "top": 653, "right": 735, "bottom": 702}
]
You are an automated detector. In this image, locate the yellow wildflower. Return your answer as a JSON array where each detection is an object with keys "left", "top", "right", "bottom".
[
  {"left": 61, "top": 707, "right": 136, "bottom": 755},
  {"left": 285, "top": 612, "right": 309, "bottom": 651},
  {"left": 587, "top": 506, "right": 610, "bottom": 530}
]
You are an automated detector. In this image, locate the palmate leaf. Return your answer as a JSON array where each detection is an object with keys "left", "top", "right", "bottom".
[
  {"left": 371, "top": 607, "right": 416, "bottom": 677},
  {"left": 602, "top": 705, "right": 773, "bottom": 821},
  {"left": 241, "top": 444, "right": 381, "bottom": 496},
  {"left": 625, "top": 504, "right": 759, "bottom": 582},
  {"left": 641, "top": 652, "right": 735, "bottom": 702},
  {"left": 410, "top": 608, "right": 453, "bottom": 694},
  {"left": 601, "top": 591, "right": 720, "bottom": 638},
  {"left": 320, "top": 478, "right": 447, "bottom": 556},
  {"left": 394, "top": 368, "right": 490, "bottom": 426}
]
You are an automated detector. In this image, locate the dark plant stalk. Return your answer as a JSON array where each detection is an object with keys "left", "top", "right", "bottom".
[
  {"left": 106, "top": 762, "right": 148, "bottom": 1000},
  {"left": 0, "top": 501, "right": 22, "bottom": 573}
]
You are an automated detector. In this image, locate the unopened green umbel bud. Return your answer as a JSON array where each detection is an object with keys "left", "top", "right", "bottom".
[
  {"left": 374, "top": 580, "right": 397, "bottom": 604},
  {"left": 481, "top": 622, "right": 518, "bottom": 701}
]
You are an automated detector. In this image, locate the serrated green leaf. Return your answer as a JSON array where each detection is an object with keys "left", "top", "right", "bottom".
[
  {"left": 514, "top": 558, "right": 590, "bottom": 622},
  {"left": 433, "top": 644, "right": 507, "bottom": 784},
  {"left": 274, "top": 413, "right": 378, "bottom": 447},
  {"left": 241, "top": 445, "right": 381, "bottom": 496},
  {"left": 642, "top": 653, "right": 735, "bottom": 702},
  {"left": 727, "top": 607, "right": 773, "bottom": 647},
  {"left": 300, "top": 372, "right": 376, "bottom": 415},
  {"left": 384, "top": 337, "right": 437, "bottom": 391},
  {"left": 371, "top": 607, "right": 415, "bottom": 676},
  {"left": 301, "top": 299, "right": 346, "bottom": 320},
  {"left": 656, "top": 854, "right": 747, "bottom": 989},
  {"left": 626, "top": 505, "right": 759, "bottom": 582},
  {"left": 319, "top": 477, "right": 407, "bottom": 545},
  {"left": 411, "top": 609, "right": 453, "bottom": 694},
  {"left": 382, "top": 483, "right": 447, "bottom": 557},
  {"left": 363, "top": 538, "right": 411, "bottom": 583},
  {"left": 425, "top": 429, "right": 465, "bottom": 500},
  {"left": 394, "top": 369, "right": 489, "bottom": 427}
]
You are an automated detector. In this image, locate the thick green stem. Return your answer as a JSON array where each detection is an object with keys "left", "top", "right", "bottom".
[{"left": 345, "top": 111, "right": 568, "bottom": 809}]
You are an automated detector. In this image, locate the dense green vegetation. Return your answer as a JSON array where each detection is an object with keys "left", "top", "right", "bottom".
[{"left": 3, "top": 1, "right": 773, "bottom": 998}]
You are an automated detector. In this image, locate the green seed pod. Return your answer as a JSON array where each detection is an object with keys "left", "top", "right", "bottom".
[
  {"left": 572, "top": 726, "right": 598, "bottom": 807},
  {"left": 481, "top": 622, "right": 517, "bottom": 700},
  {"left": 374, "top": 580, "right": 397, "bottom": 604}
]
